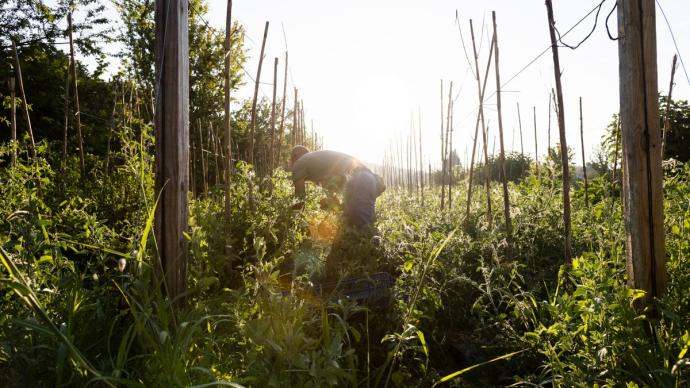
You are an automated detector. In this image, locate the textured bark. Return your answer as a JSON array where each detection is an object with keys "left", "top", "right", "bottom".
[{"left": 617, "top": 0, "right": 666, "bottom": 308}]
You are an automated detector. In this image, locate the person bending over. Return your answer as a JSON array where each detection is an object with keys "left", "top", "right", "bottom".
[{"left": 290, "top": 146, "right": 385, "bottom": 228}]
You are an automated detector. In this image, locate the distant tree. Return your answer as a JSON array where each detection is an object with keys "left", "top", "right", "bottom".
[{"left": 473, "top": 152, "right": 532, "bottom": 184}]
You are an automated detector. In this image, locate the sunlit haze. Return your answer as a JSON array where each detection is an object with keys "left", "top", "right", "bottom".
[{"left": 202, "top": 0, "right": 689, "bottom": 167}]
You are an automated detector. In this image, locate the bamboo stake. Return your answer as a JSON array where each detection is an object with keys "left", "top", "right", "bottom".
[
  {"left": 492, "top": 11, "right": 513, "bottom": 260},
  {"left": 249, "top": 21, "right": 269, "bottom": 166},
  {"left": 223, "top": 0, "right": 233, "bottom": 221},
  {"left": 440, "top": 80, "right": 445, "bottom": 209},
  {"left": 464, "top": 23, "right": 495, "bottom": 221},
  {"left": 533, "top": 106, "right": 539, "bottom": 175},
  {"left": 448, "top": 102, "right": 454, "bottom": 209},
  {"left": 198, "top": 119, "right": 208, "bottom": 192},
  {"left": 9, "top": 77, "right": 17, "bottom": 166},
  {"left": 548, "top": 90, "right": 553, "bottom": 151},
  {"left": 62, "top": 57, "right": 71, "bottom": 167},
  {"left": 445, "top": 85, "right": 453, "bottom": 210},
  {"left": 470, "top": 20, "right": 492, "bottom": 228},
  {"left": 292, "top": 88, "right": 298, "bottom": 147},
  {"left": 68, "top": 10, "right": 86, "bottom": 176},
  {"left": 546, "top": 0, "right": 572, "bottom": 264},
  {"left": 270, "top": 57, "right": 278, "bottom": 173},
  {"left": 661, "top": 54, "right": 677, "bottom": 157},
  {"left": 579, "top": 96, "right": 589, "bottom": 207},
  {"left": 277, "top": 51, "right": 288, "bottom": 167},
  {"left": 516, "top": 102, "right": 524, "bottom": 158},
  {"left": 418, "top": 108, "right": 424, "bottom": 204},
  {"left": 12, "top": 41, "right": 37, "bottom": 158}
]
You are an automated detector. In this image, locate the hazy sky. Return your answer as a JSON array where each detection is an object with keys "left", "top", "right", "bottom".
[{"left": 206, "top": 0, "right": 689, "bottom": 166}]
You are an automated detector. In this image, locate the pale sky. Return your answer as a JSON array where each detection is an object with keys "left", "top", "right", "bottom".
[{"left": 207, "top": 0, "right": 690, "bottom": 167}]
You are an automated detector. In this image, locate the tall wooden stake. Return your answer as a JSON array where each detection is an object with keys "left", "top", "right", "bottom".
[
  {"left": 470, "top": 20, "right": 492, "bottom": 228},
  {"left": 579, "top": 97, "right": 589, "bottom": 207},
  {"left": 62, "top": 57, "right": 71, "bottom": 167},
  {"left": 445, "top": 83, "right": 453, "bottom": 209},
  {"left": 277, "top": 51, "right": 288, "bottom": 166},
  {"left": 154, "top": 0, "right": 190, "bottom": 303},
  {"left": 546, "top": 0, "right": 572, "bottom": 264},
  {"left": 9, "top": 77, "right": 17, "bottom": 166},
  {"left": 249, "top": 21, "right": 269, "bottom": 166},
  {"left": 661, "top": 54, "right": 677, "bottom": 157},
  {"left": 68, "top": 9, "right": 86, "bottom": 176},
  {"left": 516, "top": 102, "right": 524, "bottom": 159},
  {"left": 270, "top": 57, "right": 278, "bottom": 173},
  {"left": 223, "top": 0, "right": 233, "bottom": 221},
  {"left": 492, "top": 11, "right": 513, "bottom": 260},
  {"left": 464, "top": 23, "right": 495, "bottom": 221},
  {"left": 418, "top": 108, "right": 424, "bottom": 204},
  {"left": 292, "top": 88, "right": 298, "bottom": 147},
  {"left": 440, "top": 80, "right": 445, "bottom": 209},
  {"left": 617, "top": 0, "right": 665, "bottom": 307},
  {"left": 12, "top": 41, "right": 37, "bottom": 158},
  {"left": 533, "top": 106, "right": 539, "bottom": 175}
]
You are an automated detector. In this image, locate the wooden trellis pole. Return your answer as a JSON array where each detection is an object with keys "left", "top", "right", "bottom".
[
  {"left": 292, "top": 88, "right": 298, "bottom": 148},
  {"left": 470, "top": 20, "right": 492, "bottom": 228},
  {"left": 617, "top": 0, "right": 666, "bottom": 307},
  {"left": 545, "top": 0, "right": 572, "bottom": 264},
  {"left": 277, "top": 51, "right": 288, "bottom": 166},
  {"left": 223, "top": 0, "right": 233, "bottom": 221},
  {"left": 249, "top": 21, "right": 269, "bottom": 166},
  {"left": 445, "top": 83, "right": 453, "bottom": 208},
  {"left": 62, "top": 56, "right": 71, "bottom": 166},
  {"left": 418, "top": 109, "right": 424, "bottom": 204},
  {"left": 516, "top": 103, "right": 524, "bottom": 159},
  {"left": 661, "top": 54, "right": 677, "bottom": 157},
  {"left": 154, "top": 0, "right": 190, "bottom": 304},
  {"left": 12, "top": 41, "right": 37, "bottom": 158},
  {"left": 579, "top": 97, "right": 589, "bottom": 207},
  {"left": 533, "top": 106, "right": 539, "bottom": 175},
  {"left": 68, "top": 9, "right": 86, "bottom": 176},
  {"left": 492, "top": 11, "right": 513, "bottom": 260},
  {"left": 440, "top": 80, "right": 446, "bottom": 209},
  {"left": 270, "top": 57, "right": 278, "bottom": 173},
  {"left": 9, "top": 77, "right": 17, "bottom": 166},
  {"left": 464, "top": 23, "right": 495, "bottom": 221}
]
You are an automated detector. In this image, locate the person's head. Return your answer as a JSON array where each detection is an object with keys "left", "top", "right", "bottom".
[{"left": 290, "top": 145, "right": 310, "bottom": 166}]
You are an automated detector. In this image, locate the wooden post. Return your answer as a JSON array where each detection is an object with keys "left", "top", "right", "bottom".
[
  {"left": 464, "top": 23, "right": 495, "bottom": 221},
  {"left": 440, "top": 80, "right": 445, "bottom": 209},
  {"left": 277, "top": 51, "right": 288, "bottom": 166},
  {"left": 223, "top": 0, "right": 233, "bottom": 221},
  {"left": 492, "top": 11, "right": 513, "bottom": 260},
  {"left": 448, "top": 106, "right": 454, "bottom": 209},
  {"left": 516, "top": 102, "right": 524, "bottom": 159},
  {"left": 617, "top": 0, "right": 666, "bottom": 306},
  {"left": 62, "top": 57, "right": 71, "bottom": 167},
  {"left": 249, "top": 21, "right": 269, "bottom": 166},
  {"left": 546, "top": 0, "right": 572, "bottom": 264},
  {"left": 270, "top": 57, "right": 278, "bottom": 173},
  {"left": 533, "top": 106, "right": 539, "bottom": 175},
  {"left": 445, "top": 83, "right": 453, "bottom": 208},
  {"left": 292, "top": 88, "right": 298, "bottom": 147},
  {"left": 68, "top": 9, "right": 86, "bottom": 176},
  {"left": 418, "top": 108, "right": 424, "bottom": 204},
  {"left": 198, "top": 120, "right": 207, "bottom": 192},
  {"left": 154, "top": 0, "right": 189, "bottom": 303},
  {"left": 9, "top": 77, "right": 17, "bottom": 166},
  {"left": 470, "top": 20, "right": 492, "bottom": 228},
  {"left": 661, "top": 54, "right": 677, "bottom": 157},
  {"left": 11, "top": 41, "right": 37, "bottom": 158},
  {"left": 579, "top": 97, "right": 589, "bottom": 207},
  {"left": 548, "top": 90, "right": 553, "bottom": 151}
]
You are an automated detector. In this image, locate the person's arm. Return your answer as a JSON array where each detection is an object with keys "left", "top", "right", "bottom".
[{"left": 294, "top": 177, "right": 306, "bottom": 198}]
